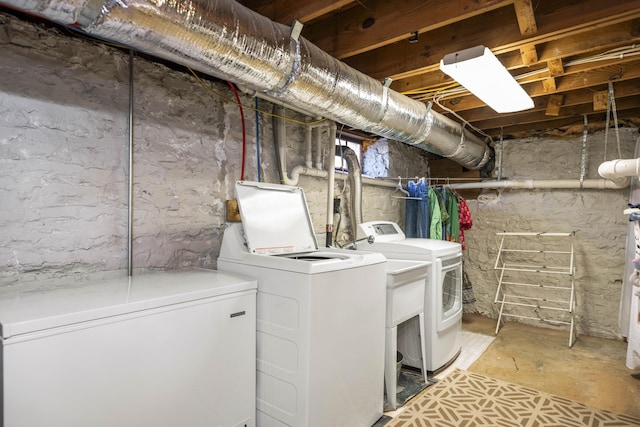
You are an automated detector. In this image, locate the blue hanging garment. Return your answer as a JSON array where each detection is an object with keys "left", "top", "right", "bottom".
[
  {"left": 405, "top": 179, "right": 429, "bottom": 238},
  {"left": 405, "top": 180, "right": 418, "bottom": 238},
  {"left": 416, "top": 179, "right": 429, "bottom": 238}
]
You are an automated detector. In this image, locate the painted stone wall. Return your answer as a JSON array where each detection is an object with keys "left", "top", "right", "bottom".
[
  {"left": 0, "top": 12, "right": 428, "bottom": 286},
  {"left": 6, "top": 10, "right": 632, "bottom": 340},
  {"left": 463, "top": 129, "right": 638, "bottom": 339}
]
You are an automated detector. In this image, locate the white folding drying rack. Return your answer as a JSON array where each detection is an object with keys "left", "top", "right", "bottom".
[{"left": 493, "top": 232, "right": 576, "bottom": 347}]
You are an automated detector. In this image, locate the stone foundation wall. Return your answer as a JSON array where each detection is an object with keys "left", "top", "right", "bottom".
[
  {"left": 463, "top": 129, "right": 638, "bottom": 339},
  {"left": 2, "top": 10, "right": 633, "bottom": 339},
  {"left": 0, "top": 12, "right": 428, "bottom": 285}
]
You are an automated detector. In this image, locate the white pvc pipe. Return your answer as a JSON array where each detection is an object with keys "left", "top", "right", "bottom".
[
  {"left": 289, "top": 165, "right": 328, "bottom": 183},
  {"left": 314, "top": 125, "right": 323, "bottom": 170},
  {"left": 449, "top": 178, "right": 630, "bottom": 190},
  {"left": 598, "top": 158, "right": 640, "bottom": 181},
  {"left": 304, "top": 120, "right": 313, "bottom": 168}
]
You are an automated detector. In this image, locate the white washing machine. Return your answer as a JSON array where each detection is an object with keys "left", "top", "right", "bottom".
[
  {"left": 357, "top": 220, "right": 463, "bottom": 373},
  {"left": 217, "top": 181, "right": 387, "bottom": 427}
]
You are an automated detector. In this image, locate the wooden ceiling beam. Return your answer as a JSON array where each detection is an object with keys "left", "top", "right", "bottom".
[
  {"left": 448, "top": 79, "right": 640, "bottom": 123},
  {"left": 343, "top": 0, "right": 640, "bottom": 83},
  {"left": 513, "top": 0, "right": 537, "bottom": 35},
  {"left": 239, "top": 0, "right": 640, "bottom": 139},
  {"left": 396, "top": 18, "right": 640, "bottom": 95},
  {"left": 431, "top": 79, "right": 640, "bottom": 138},
  {"left": 547, "top": 58, "right": 564, "bottom": 76},
  {"left": 545, "top": 94, "right": 564, "bottom": 116},
  {"left": 421, "top": 55, "right": 640, "bottom": 112},
  {"left": 593, "top": 90, "right": 610, "bottom": 111},
  {"left": 519, "top": 44, "right": 538, "bottom": 66},
  {"left": 238, "top": 0, "right": 354, "bottom": 25},
  {"left": 454, "top": 69, "right": 638, "bottom": 116},
  {"left": 302, "top": 0, "right": 513, "bottom": 59},
  {"left": 470, "top": 95, "right": 640, "bottom": 133},
  {"left": 482, "top": 107, "right": 640, "bottom": 137},
  {"left": 345, "top": 6, "right": 521, "bottom": 81}
]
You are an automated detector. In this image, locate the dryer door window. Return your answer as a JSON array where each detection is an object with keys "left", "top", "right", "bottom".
[{"left": 437, "top": 256, "right": 462, "bottom": 331}]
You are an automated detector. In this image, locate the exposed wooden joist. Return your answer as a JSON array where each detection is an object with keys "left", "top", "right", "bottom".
[
  {"left": 395, "top": 18, "right": 640, "bottom": 94},
  {"left": 593, "top": 90, "right": 610, "bottom": 111},
  {"left": 543, "top": 77, "right": 557, "bottom": 93},
  {"left": 545, "top": 94, "right": 564, "bottom": 116},
  {"left": 513, "top": 0, "right": 538, "bottom": 35},
  {"left": 238, "top": 0, "right": 354, "bottom": 24},
  {"left": 345, "top": 5, "right": 521, "bottom": 80},
  {"left": 237, "top": 0, "right": 640, "bottom": 140},
  {"left": 435, "top": 78, "right": 640, "bottom": 123},
  {"left": 472, "top": 96, "right": 640, "bottom": 133},
  {"left": 482, "top": 107, "right": 640, "bottom": 137},
  {"left": 429, "top": 56, "right": 640, "bottom": 112},
  {"left": 547, "top": 58, "right": 565, "bottom": 76},
  {"left": 520, "top": 44, "right": 538, "bottom": 66},
  {"left": 302, "top": 0, "right": 513, "bottom": 59},
  {"left": 343, "top": 0, "right": 640, "bottom": 82}
]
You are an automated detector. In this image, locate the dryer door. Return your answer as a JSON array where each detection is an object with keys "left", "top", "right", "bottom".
[{"left": 436, "top": 255, "right": 463, "bottom": 332}]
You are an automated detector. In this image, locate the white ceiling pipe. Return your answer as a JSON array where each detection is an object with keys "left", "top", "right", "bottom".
[
  {"left": 598, "top": 159, "right": 640, "bottom": 181},
  {"left": 314, "top": 126, "right": 323, "bottom": 170},
  {"left": 304, "top": 120, "right": 313, "bottom": 169},
  {"left": 449, "top": 178, "right": 630, "bottom": 190}
]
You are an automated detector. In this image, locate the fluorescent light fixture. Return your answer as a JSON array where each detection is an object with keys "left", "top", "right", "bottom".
[{"left": 439, "top": 45, "right": 534, "bottom": 113}]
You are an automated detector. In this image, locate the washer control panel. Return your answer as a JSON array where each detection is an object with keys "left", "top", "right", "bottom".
[{"left": 357, "top": 221, "right": 405, "bottom": 242}]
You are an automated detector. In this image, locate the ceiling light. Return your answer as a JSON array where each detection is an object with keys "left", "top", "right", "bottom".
[{"left": 439, "top": 45, "right": 534, "bottom": 113}]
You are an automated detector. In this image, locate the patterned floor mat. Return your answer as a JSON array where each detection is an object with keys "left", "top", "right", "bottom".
[
  {"left": 385, "top": 369, "right": 640, "bottom": 426},
  {"left": 383, "top": 369, "right": 436, "bottom": 413}
]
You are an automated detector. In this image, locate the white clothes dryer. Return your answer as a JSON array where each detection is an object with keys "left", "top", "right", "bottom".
[
  {"left": 218, "top": 181, "right": 387, "bottom": 427},
  {"left": 357, "top": 220, "right": 463, "bottom": 373}
]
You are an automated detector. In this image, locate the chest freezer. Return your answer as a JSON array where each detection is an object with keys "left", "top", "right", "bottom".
[{"left": 0, "top": 269, "right": 257, "bottom": 427}]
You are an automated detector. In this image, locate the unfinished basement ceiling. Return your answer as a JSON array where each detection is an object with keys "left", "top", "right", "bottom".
[{"left": 237, "top": 0, "right": 640, "bottom": 139}]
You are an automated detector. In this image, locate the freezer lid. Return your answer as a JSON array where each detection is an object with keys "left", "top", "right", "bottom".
[
  {"left": 235, "top": 181, "right": 318, "bottom": 255},
  {"left": 0, "top": 269, "right": 257, "bottom": 339}
]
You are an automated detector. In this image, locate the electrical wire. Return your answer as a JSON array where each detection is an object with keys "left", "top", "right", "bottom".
[
  {"left": 188, "top": 68, "right": 326, "bottom": 126},
  {"left": 432, "top": 94, "right": 494, "bottom": 142},
  {"left": 255, "top": 97, "right": 261, "bottom": 182},
  {"left": 404, "top": 44, "right": 640, "bottom": 101},
  {"left": 227, "top": 81, "right": 246, "bottom": 181},
  {"left": 400, "top": 44, "right": 640, "bottom": 142}
]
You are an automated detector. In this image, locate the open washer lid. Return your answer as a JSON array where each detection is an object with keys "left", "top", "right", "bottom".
[{"left": 235, "top": 181, "right": 318, "bottom": 255}]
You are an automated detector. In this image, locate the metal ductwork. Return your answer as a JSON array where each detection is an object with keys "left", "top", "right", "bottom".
[
  {"left": 2, "top": 0, "right": 492, "bottom": 170},
  {"left": 336, "top": 145, "right": 363, "bottom": 238}
]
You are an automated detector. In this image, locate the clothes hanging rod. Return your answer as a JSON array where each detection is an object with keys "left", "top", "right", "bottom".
[{"left": 375, "top": 176, "right": 487, "bottom": 182}]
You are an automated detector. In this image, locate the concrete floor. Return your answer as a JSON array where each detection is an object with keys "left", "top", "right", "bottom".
[{"left": 463, "top": 313, "right": 640, "bottom": 418}]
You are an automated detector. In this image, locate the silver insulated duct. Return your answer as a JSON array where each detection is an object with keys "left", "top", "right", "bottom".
[{"left": 3, "top": 0, "right": 492, "bottom": 169}]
